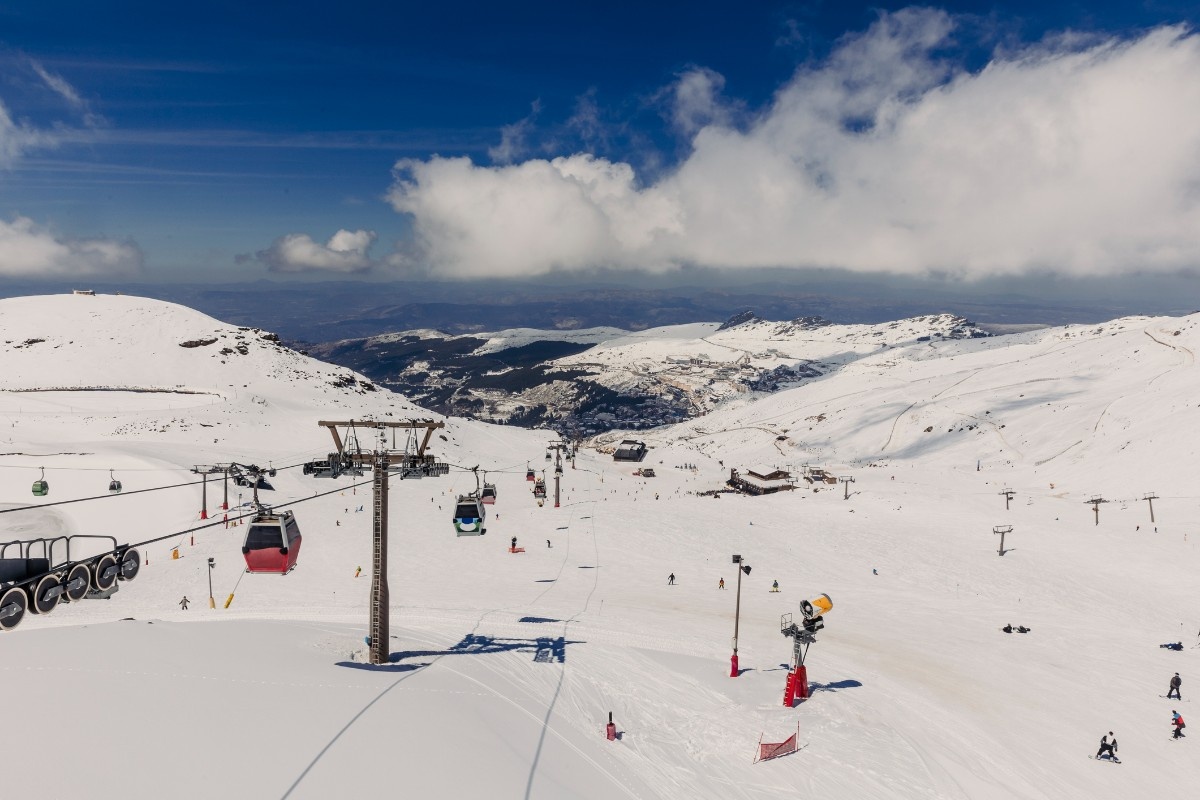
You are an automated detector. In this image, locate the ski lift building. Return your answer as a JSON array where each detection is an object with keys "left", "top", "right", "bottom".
[
  {"left": 728, "top": 466, "right": 795, "bottom": 496},
  {"left": 612, "top": 439, "right": 647, "bottom": 462}
]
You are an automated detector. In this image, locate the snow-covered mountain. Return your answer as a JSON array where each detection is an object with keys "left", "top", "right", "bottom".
[
  {"left": 308, "top": 312, "right": 988, "bottom": 434},
  {"left": 3, "top": 293, "right": 1199, "bottom": 800}
]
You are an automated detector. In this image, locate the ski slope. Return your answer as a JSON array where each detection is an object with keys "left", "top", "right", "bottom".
[{"left": 1, "top": 294, "right": 1197, "bottom": 799}]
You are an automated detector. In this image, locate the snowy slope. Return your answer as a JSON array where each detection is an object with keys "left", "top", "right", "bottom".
[{"left": 1, "top": 294, "right": 1198, "bottom": 800}]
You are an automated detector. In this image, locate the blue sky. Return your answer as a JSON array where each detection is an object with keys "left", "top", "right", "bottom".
[{"left": 3, "top": 1, "right": 1200, "bottom": 282}]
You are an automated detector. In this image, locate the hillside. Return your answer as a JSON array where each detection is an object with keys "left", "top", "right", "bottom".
[
  {"left": 307, "top": 312, "right": 988, "bottom": 435},
  {"left": 1, "top": 294, "right": 1198, "bottom": 799}
]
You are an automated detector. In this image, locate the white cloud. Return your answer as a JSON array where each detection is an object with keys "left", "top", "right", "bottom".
[
  {"left": 668, "top": 67, "right": 732, "bottom": 136},
  {"left": 29, "top": 59, "right": 104, "bottom": 128},
  {"left": 0, "top": 216, "right": 142, "bottom": 276},
  {"left": 254, "top": 229, "right": 377, "bottom": 273},
  {"left": 386, "top": 10, "right": 1200, "bottom": 279},
  {"left": 489, "top": 100, "right": 541, "bottom": 165}
]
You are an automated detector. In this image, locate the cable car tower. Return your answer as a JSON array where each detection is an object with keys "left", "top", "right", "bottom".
[
  {"left": 313, "top": 419, "right": 448, "bottom": 665},
  {"left": 546, "top": 440, "right": 569, "bottom": 508}
]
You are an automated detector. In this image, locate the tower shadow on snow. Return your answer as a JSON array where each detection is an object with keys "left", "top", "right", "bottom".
[{"left": 336, "top": 631, "right": 584, "bottom": 671}]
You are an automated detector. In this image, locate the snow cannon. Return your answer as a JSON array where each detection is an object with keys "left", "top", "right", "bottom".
[{"left": 800, "top": 593, "right": 832, "bottom": 620}]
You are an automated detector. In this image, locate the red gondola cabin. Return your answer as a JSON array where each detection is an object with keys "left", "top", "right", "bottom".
[{"left": 242, "top": 509, "right": 302, "bottom": 574}]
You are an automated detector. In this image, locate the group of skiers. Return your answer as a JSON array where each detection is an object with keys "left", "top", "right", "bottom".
[{"left": 1098, "top": 672, "right": 1186, "bottom": 761}]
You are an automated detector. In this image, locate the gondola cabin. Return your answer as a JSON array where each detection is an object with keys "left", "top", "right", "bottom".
[
  {"left": 526, "top": 468, "right": 535, "bottom": 482},
  {"left": 453, "top": 495, "right": 486, "bottom": 536},
  {"left": 32, "top": 467, "right": 48, "bottom": 497},
  {"left": 481, "top": 483, "right": 497, "bottom": 505},
  {"left": 242, "top": 510, "right": 302, "bottom": 574},
  {"left": 533, "top": 479, "right": 547, "bottom": 499}
]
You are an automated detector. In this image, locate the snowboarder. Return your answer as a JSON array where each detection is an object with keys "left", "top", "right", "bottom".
[
  {"left": 179, "top": 596, "right": 190, "bottom": 611},
  {"left": 1016, "top": 625, "right": 1031, "bottom": 633},
  {"left": 336, "top": 520, "right": 340, "bottom": 526},
  {"left": 1096, "top": 732, "right": 1118, "bottom": 760},
  {"left": 719, "top": 578, "right": 725, "bottom": 590},
  {"left": 511, "top": 536, "right": 518, "bottom": 551},
  {"left": 354, "top": 566, "right": 361, "bottom": 578},
  {"left": 771, "top": 580, "right": 780, "bottom": 592},
  {"left": 1002, "top": 624, "right": 1013, "bottom": 633},
  {"left": 1170, "top": 672, "right": 1183, "bottom": 700},
  {"left": 1173, "top": 711, "right": 1186, "bottom": 738},
  {"left": 872, "top": 568, "right": 878, "bottom": 575},
  {"left": 668, "top": 573, "right": 675, "bottom": 585}
]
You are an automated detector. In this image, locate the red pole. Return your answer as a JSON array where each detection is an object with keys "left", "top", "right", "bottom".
[
  {"left": 795, "top": 665, "right": 809, "bottom": 700},
  {"left": 199, "top": 472, "right": 208, "bottom": 519},
  {"left": 730, "top": 653, "right": 739, "bottom": 678},
  {"left": 783, "top": 672, "right": 796, "bottom": 707}
]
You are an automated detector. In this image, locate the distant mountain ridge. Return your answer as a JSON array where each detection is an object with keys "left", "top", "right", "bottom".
[{"left": 307, "top": 311, "right": 989, "bottom": 435}]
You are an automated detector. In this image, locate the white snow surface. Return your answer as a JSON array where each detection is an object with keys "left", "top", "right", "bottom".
[{"left": 1, "top": 294, "right": 1198, "bottom": 799}]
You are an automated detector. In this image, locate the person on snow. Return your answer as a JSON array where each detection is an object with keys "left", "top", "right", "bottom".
[
  {"left": 511, "top": 536, "right": 518, "bottom": 551},
  {"left": 354, "top": 566, "right": 361, "bottom": 578},
  {"left": 1169, "top": 672, "right": 1182, "bottom": 700},
  {"left": 1173, "top": 711, "right": 1186, "bottom": 739},
  {"left": 719, "top": 578, "right": 725, "bottom": 590},
  {"left": 1002, "top": 624, "right": 1013, "bottom": 633},
  {"left": 1016, "top": 625, "right": 1031, "bottom": 633},
  {"left": 771, "top": 580, "right": 780, "bottom": 592},
  {"left": 547, "top": 539, "right": 551, "bottom": 548},
  {"left": 179, "top": 596, "right": 190, "bottom": 611},
  {"left": 1096, "top": 732, "right": 1117, "bottom": 759},
  {"left": 668, "top": 573, "right": 675, "bottom": 585},
  {"left": 1161, "top": 642, "right": 1184, "bottom": 651}
]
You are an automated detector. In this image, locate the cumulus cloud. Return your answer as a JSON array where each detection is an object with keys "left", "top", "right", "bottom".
[
  {"left": 0, "top": 216, "right": 142, "bottom": 276},
  {"left": 386, "top": 9, "right": 1200, "bottom": 279},
  {"left": 253, "top": 229, "right": 377, "bottom": 273}
]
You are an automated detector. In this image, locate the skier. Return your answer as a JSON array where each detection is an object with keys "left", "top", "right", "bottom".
[
  {"left": 668, "top": 573, "right": 675, "bottom": 585},
  {"left": 1173, "top": 711, "right": 1186, "bottom": 739},
  {"left": 1170, "top": 672, "right": 1182, "bottom": 700},
  {"left": 771, "top": 580, "right": 780, "bottom": 592},
  {"left": 719, "top": 578, "right": 725, "bottom": 590},
  {"left": 511, "top": 536, "right": 518, "bottom": 551},
  {"left": 1096, "top": 732, "right": 1118, "bottom": 760},
  {"left": 1161, "top": 642, "right": 1184, "bottom": 651},
  {"left": 354, "top": 566, "right": 361, "bottom": 578},
  {"left": 179, "top": 596, "right": 190, "bottom": 611}
]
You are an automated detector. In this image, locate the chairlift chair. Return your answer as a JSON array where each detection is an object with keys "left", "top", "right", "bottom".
[
  {"left": 32, "top": 467, "right": 49, "bottom": 497},
  {"left": 108, "top": 469, "right": 122, "bottom": 494},
  {"left": 241, "top": 509, "right": 302, "bottom": 574},
  {"left": 453, "top": 494, "right": 486, "bottom": 536}
]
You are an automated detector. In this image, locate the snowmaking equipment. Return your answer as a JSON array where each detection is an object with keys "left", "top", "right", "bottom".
[{"left": 780, "top": 593, "right": 832, "bottom": 705}]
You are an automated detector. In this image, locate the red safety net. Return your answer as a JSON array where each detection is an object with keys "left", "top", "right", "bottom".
[{"left": 755, "top": 731, "right": 797, "bottom": 763}]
